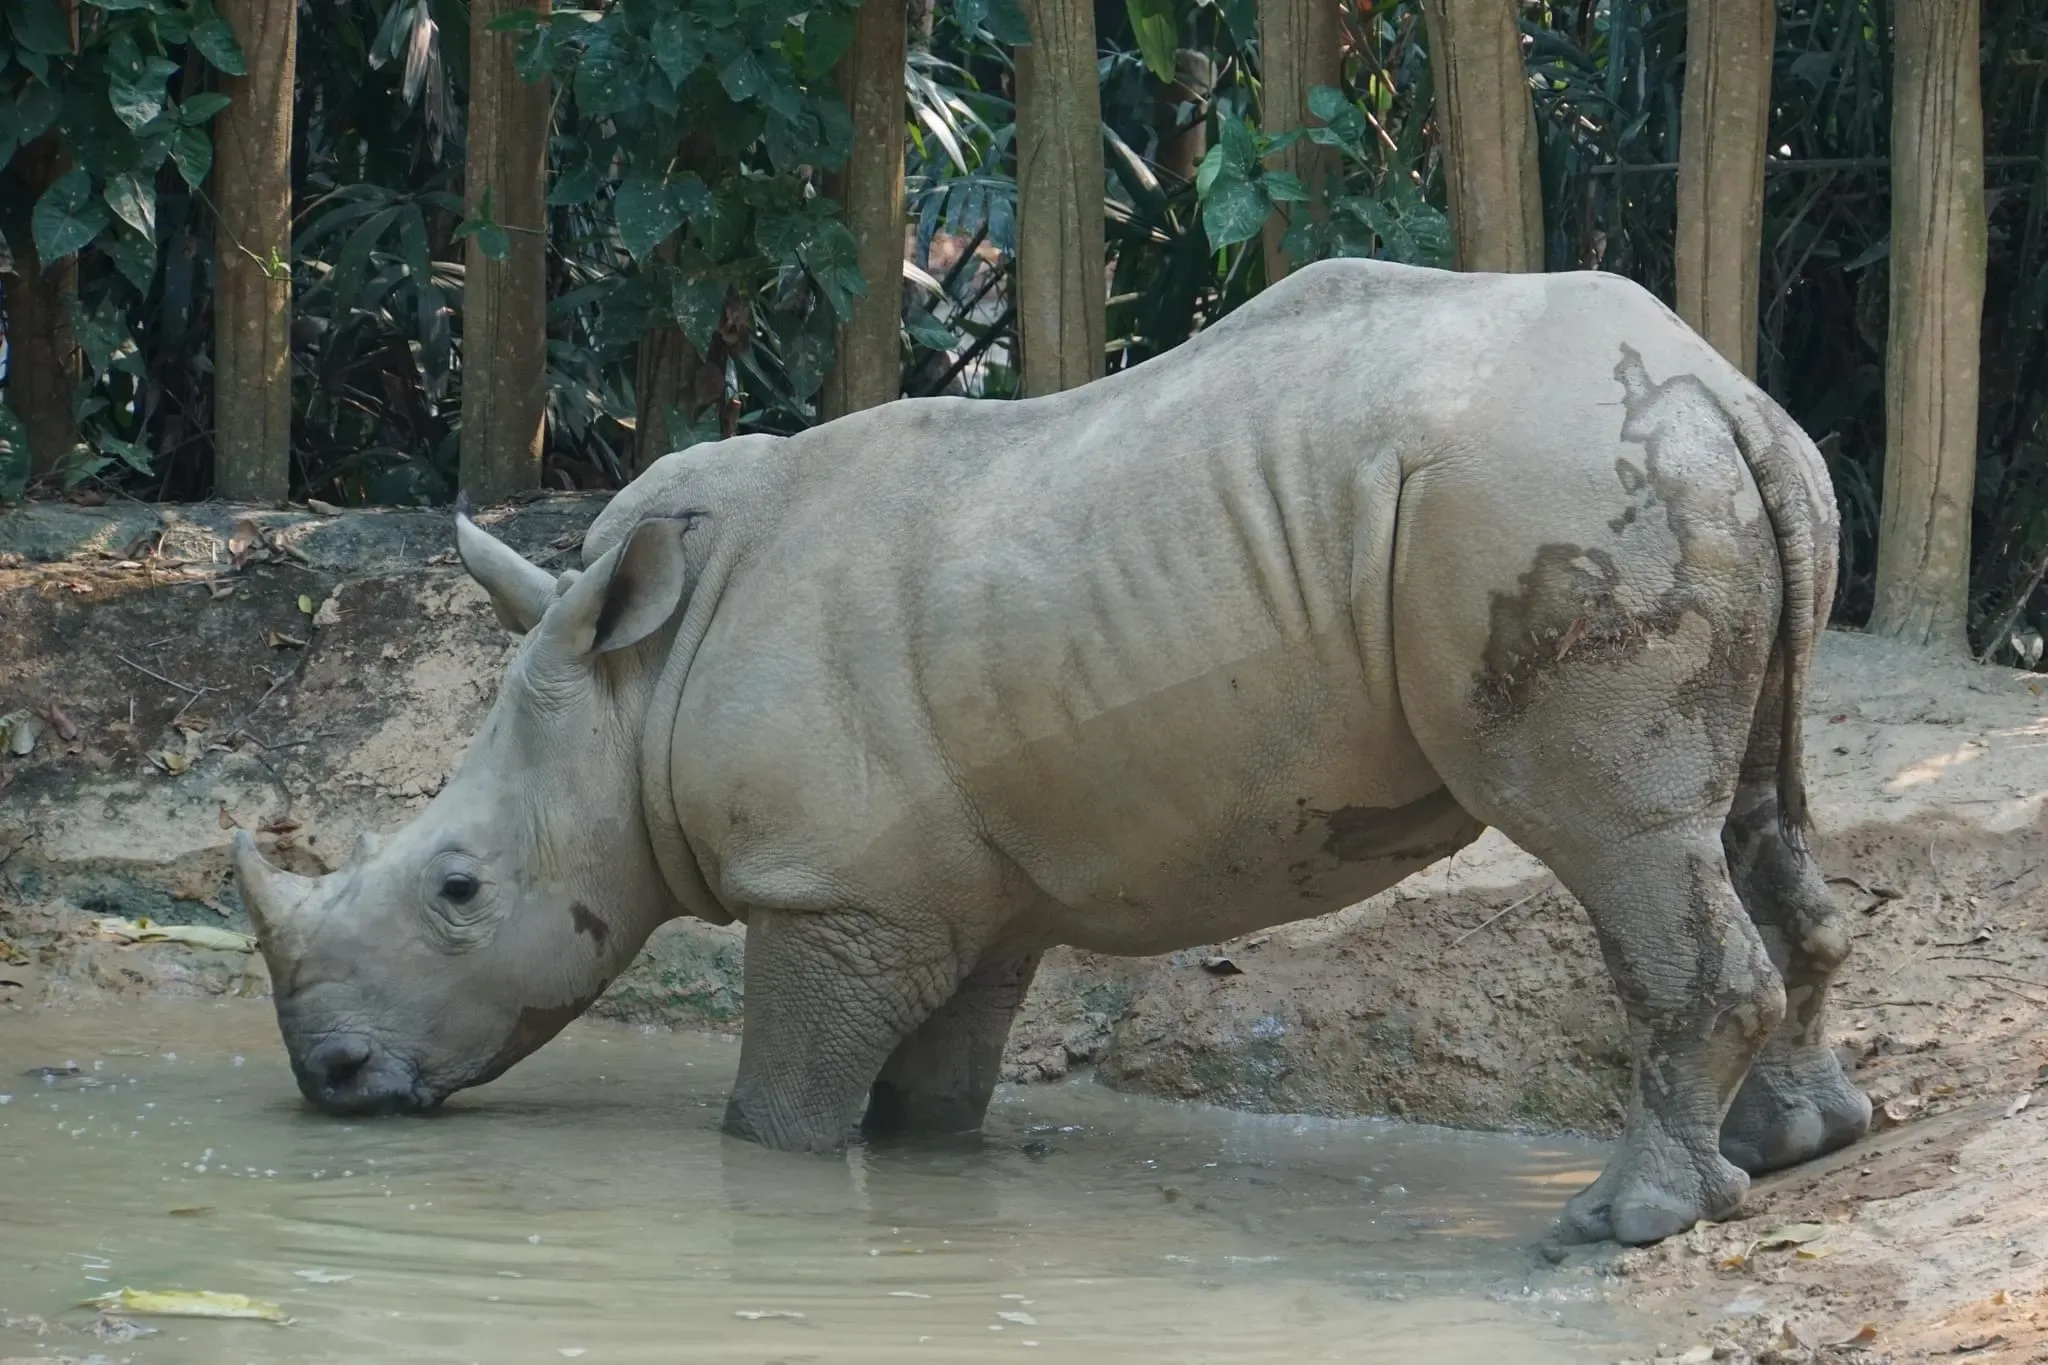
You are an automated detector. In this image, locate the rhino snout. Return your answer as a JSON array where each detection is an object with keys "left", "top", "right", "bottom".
[{"left": 292, "top": 1032, "right": 433, "bottom": 1116}]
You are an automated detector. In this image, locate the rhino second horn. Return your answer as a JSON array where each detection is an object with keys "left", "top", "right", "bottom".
[{"left": 232, "top": 829, "right": 318, "bottom": 957}]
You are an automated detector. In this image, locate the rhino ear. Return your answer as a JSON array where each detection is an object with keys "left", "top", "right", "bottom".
[
  {"left": 538, "top": 516, "right": 692, "bottom": 659},
  {"left": 454, "top": 493, "right": 557, "bottom": 634}
]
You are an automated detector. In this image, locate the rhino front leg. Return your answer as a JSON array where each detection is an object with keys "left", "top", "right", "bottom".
[
  {"left": 865, "top": 950, "right": 1043, "bottom": 1138},
  {"left": 722, "top": 906, "right": 965, "bottom": 1154}
]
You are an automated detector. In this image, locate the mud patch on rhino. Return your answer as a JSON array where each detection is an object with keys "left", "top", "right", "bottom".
[
  {"left": 1318, "top": 787, "right": 1481, "bottom": 865},
  {"left": 569, "top": 901, "right": 610, "bottom": 948},
  {"left": 479, "top": 981, "right": 612, "bottom": 1083},
  {"left": 1470, "top": 346, "right": 1776, "bottom": 731}
]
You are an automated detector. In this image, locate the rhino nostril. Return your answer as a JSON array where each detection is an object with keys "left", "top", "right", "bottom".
[{"left": 308, "top": 1034, "right": 373, "bottom": 1094}]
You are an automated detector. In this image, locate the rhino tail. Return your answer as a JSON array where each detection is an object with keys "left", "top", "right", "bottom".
[{"left": 1726, "top": 390, "right": 1839, "bottom": 849}]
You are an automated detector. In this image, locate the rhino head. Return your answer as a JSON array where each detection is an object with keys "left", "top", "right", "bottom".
[{"left": 233, "top": 507, "right": 695, "bottom": 1115}]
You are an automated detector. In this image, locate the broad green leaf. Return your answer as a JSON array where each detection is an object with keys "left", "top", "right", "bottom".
[
  {"left": 546, "top": 161, "right": 603, "bottom": 206},
  {"left": 801, "top": 219, "right": 867, "bottom": 323},
  {"left": 14, "top": 80, "right": 62, "bottom": 145},
  {"left": 1261, "top": 170, "right": 1311, "bottom": 204},
  {"left": 170, "top": 124, "right": 212, "bottom": 186},
  {"left": 32, "top": 167, "right": 110, "bottom": 262},
  {"left": 778, "top": 308, "right": 835, "bottom": 400},
  {"left": 1194, "top": 142, "right": 1227, "bottom": 198},
  {"left": 475, "top": 222, "right": 511, "bottom": 260},
  {"left": 1201, "top": 175, "right": 1269, "bottom": 250},
  {"left": 796, "top": 7, "right": 855, "bottom": 80},
  {"left": 0, "top": 401, "right": 28, "bottom": 504},
  {"left": 87, "top": 0, "right": 165, "bottom": 10},
  {"left": 1218, "top": 116, "right": 1258, "bottom": 173},
  {"left": 904, "top": 305, "right": 954, "bottom": 351},
  {"left": 111, "top": 57, "right": 183, "bottom": 130},
  {"left": 614, "top": 171, "right": 682, "bottom": 261},
  {"left": 1125, "top": 0, "right": 1177, "bottom": 83},
  {"left": 99, "top": 434, "right": 156, "bottom": 475},
  {"left": 105, "top": 225, "right": 158, "bottom": 290},
  {"left": 953, "top": 0, "right": 1029, "bottom": 44},
  {"left": 190, "top": 11, "right": 248, "bottom": 74},
  {"left": 718, "top": 50, "right": 767, "bottom": 103},
  {"left": 649, "top": 10, "right": 706, "bottom": 86},
  {"left": 7, "top": 0, "right": 73, "bottom": 56},
  {"left": 673, "top": 173, "right": 714, "bottom": 224},
  {"left": 104, "top": 170, "right": 156, "bottom": 239},
  {"left": 176, "top": 92, "right": 233, "bottom": 123},
  {"left": 672, "top": 277, "right": 726, "bottom": 352}
]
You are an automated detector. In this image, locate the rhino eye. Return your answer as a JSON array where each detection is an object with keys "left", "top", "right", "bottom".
[{"left": 440, "top": 872, "right": 481, "bottom": 904}]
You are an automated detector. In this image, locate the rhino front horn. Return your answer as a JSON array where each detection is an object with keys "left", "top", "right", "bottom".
[{"left": 232, "top": 829, "right": 318, "bottom": 958}]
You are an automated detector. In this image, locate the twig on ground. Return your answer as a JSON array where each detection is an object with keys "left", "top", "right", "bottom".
[
  {"left": 1449, "top": 886, "right": 1550, "bottom": 949},
  {"left": 116, "top": 655, "right": 206, "bottom": 696}
]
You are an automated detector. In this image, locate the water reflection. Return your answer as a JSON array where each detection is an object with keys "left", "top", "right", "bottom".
[{"left": 0, "top": 1000, "right": 1637, "bottom": 1363}]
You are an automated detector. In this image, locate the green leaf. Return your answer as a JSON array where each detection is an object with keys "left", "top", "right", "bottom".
[
  {"left": 953, "top": 0, "right": 1029, "bottom": 44},
  {"left": 0, "top": 401, "right": 29, "bottom": 504},
  {"left": 190, "top": 9, "right": 247, "bottom": 74},
  {"left": 13, "top": 80, "right": 61, "bottom": 145},
  {"left": 105, "top": 225, "right": 158, "bottom": 290},
  {"left": 795, "top": 7, "right": 854, "bottom": 80},
  {"left": 169, "top": 124, "right": 212, "bottom": 186},
  {"left": 547, "top": 160, "right": 603, "bottom": 206},
  {"left": 904, "top": 305, "right": 953, "bottom": 351},
  {"left": 1261, "top": 170, "right": 1311, "bottom": 204},
  {"left": 672, "top": 277, "right": 726, "bottom": 352},
  {"left": 87, "top": 0, "right": 165, "bottom": 10},
  {"left": 649, "top": 9, "right": 706, "bottom": 86},
  {"left": 1218, "top": 116, "right": 1258, "bottom": 173},
  {"left": 110, "top": 56, "right": 183, "bottom": 130},
  {"left": 7, "top": 0, "right": 73, "bottom": 56},
  {"left": 1201, "top": 175, "right": 1269, "bottom": 250},
  {"left": 176, "top": 92, "right": 232, "bottom": 123},
  {"left": 718, "top": 50, "right": 767, "bottom": 102},
  {"left": 1124, "top": 0, "right": 1177, "bottom": 83},
  {"left": 32, "top": 167, "right": 110, "bottom": 262},
  {"left": 99, "top": 434, "right": 156, "bottom": 475},
  {"left": 1194, "top": 142, "right": 1227, "bottom": 198},
  {"left": 1352, "top": 178, "right": 1453, "bottom": 267},
  {"left": 801, "top": 219, "right": 867, "bottom": 323},
  {"left": 104, "top": 170, "right": 156, "bottom": 239},
  {"left": 778, "top": 307, "right": 836, "bottom": 400},
  {"left": 614, "top": 171, "right": 682, "bottom": 261}
]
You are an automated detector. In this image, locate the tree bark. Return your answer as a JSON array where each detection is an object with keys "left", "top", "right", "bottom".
[
  {"left": 820, "top": 0, "right": 907, "bottom": 422},
  {"left": 1421, "top": 0, "right": 1542, "bottom": 272},
  {"left": 0, "top": 136, "right": 81, "bottom": 480},
  {"left": 1674, "top": 0, "right": 1773, "bottom": 377},
  {"left": 1869, "top": 0, "right": 1986, "bottom": 651},
  {"left": 211, "top": 0, "right": 297, "bottom": 502},
  {"left": 1258, "top": 0, "right": 1341, "bottom": 282},
  {"left": 1015, "top": 0, "right": 1106, "bottom": 395},
  {"left": 459, "top": 0, "right": 551, "bottom": 504},
  {"left": 1154, "top": 49, "right": 1213, "bottom": 184}
]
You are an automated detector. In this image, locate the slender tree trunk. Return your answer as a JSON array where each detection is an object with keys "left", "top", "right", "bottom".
[
  {"left": 1421, "top": 0, "right": 1542, "bottom": 272},
  {"left": 1674, "top": 0, "right": 1773, "bottom": 377},
  {"left": 1869, "top": 0, "right": 1986, "bottom": 651},
  {"left": 211, "top": 0, "right": 297, "bottom": 502},
  {"left": 1015, "top": 0, "right": 1106, "bottom": 395},
  {"left": 1154, "top": 49, "right": 1213, "bottom": 184},
  {"left": 459, "top": 0, "right": 551, "bottom": 504},
  {"left": 820, "top": 0, "right": 907, "bottom": 421},
  {"left": 0, "top": 137, "right": 82, "bottom": 480},
  {"left": 1258, "top": 0, "right": 1341, "bottom": 282},
  {"left": 634, "top": 306, "right": 707, "bottom": 468}
]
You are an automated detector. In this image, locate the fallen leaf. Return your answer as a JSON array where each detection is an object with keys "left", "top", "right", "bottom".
[
  {"left": 83, "top": 1289, "right": 286, "bottom": 1323},
  {"left": 0, "top": 711, "right": 40, "bottom": 757},
  {"left": 208, "top": 581, "right": 236, "bottom": 601},
  {"left": 1955, "top": 1334, "right": 2009, "bottom": 1355},
  {"left": 264, "top": 628, "right": 306, "bottom": 650},
  {"left": 258, "top": 816, "right": 302, "bottom": 835},
  {"left": 1756, "top": 1223, "right": 1830, "bottom": 1251},
  {"left": 1552, "top": 617, "right": 1589, "bottom": 662},
  {"left": 42, "top": 704, "right": 79, "bottom": 742},
  {"left": 152, "top": 749, "right": 191, "bottom": 775},
  {"left": 2005, "top": 1091, "right": 2032, "bottom": 1118},
  {"left": 1201, "top": 956, "right": 1243, "bottom": 976},
  {"left": 426, "top": 550, "right": 458, "bottom": 566},
  {"left": 306, "top": 499, "right": 342, "bottom": 516},
  {"left": 312, "top": 595, "right": 342, "bottom": 628},
  {"left": 217, "top": 805, "right": 240, "bottom": 830},
  {"left": 93, "top": 917, "right": 257, "bottom": 954},
  {"left": 228, "top": 518, "right": 265, "bottom": 569},
  {"left": 298, "top": 594, "right": 314, "bottom": 615}
]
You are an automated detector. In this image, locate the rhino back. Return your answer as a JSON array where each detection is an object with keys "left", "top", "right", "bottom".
[{"left": 670, "top": 260, "right": 1709, "bottom": 948}]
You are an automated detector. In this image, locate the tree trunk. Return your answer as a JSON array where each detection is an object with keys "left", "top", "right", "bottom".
[
  {"left": 1674, "top": 0, "right": 1773, "bottom": 377},
  {"left": 634, "top": 315, "right": 708, "bottom": 468},
  {"left": 1869, "top": 0, "right": 1986, "bottom": 651},
  {"left": 1421, "top": 0, "right": 1543, "bottom": 272},
  {"left": 0, "top": 136, "right": 81, "bottom": 480},
  {"left": 1015, "top": 0, "right": 1106, "bottom": 395},
  {"left": 820, "top": 0, "right": 907, "bottom": 422},
  {"left": 1154, "top": 49, "right": 1213, "bottom": 185},
  {"left": 211, "top": 0, "right": 297, "bottom": 503},
  {"left": 459, "top": 0, "right": 551, "bottom": 504},
  {"left": 1258, "top": 0, "right": 1340, "bottom": 282}
]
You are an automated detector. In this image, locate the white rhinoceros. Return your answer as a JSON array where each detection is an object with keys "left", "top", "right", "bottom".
[{"left": 234, "top": 258, "right": 1870, "bottom": 1246}]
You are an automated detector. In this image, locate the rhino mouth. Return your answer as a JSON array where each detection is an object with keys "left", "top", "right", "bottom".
[{"left": 290, "top": 1031, "right": 439, "bottom": 1117}]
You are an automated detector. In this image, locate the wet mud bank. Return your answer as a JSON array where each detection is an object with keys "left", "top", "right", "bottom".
[{"left": 5, "top": 497, "right": 2048, "bottom": 1361}]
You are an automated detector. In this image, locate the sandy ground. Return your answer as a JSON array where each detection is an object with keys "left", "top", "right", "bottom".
[{"left": 3, "top": 505, "right": 2046, "bottom": 1362}]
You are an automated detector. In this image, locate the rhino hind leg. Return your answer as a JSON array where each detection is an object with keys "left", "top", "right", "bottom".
[
  {"left": 721, "top": 906, "right": 965, "bottom": 1154},
  {"left": 864, "top": 950, "right": 1043, "bottom": 1139},
  {"left": 1717, "top": 668, "right": 1872, "bottom": 1174}
]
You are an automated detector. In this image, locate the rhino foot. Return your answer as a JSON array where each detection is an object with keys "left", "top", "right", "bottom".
[
  {"left": 1558, "top": 1151, "right": 1750, "bottom": 1247},
  {"left": 1719, "top": 1053, "right": 1872, "bottom": 1175}
]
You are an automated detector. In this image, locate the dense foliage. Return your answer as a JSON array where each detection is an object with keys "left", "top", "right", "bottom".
[{"left": 0, "top": 0, "right": 2045, "bottom": 658}]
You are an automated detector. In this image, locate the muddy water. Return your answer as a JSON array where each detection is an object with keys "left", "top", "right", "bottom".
[{"left": 0, "top": 1000, "right": 1641, "bottom": 1363}]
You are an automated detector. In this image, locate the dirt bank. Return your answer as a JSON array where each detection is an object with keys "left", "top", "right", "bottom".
[{"left": 3, "top": 498, "right": 2045, "bottom": 1360}]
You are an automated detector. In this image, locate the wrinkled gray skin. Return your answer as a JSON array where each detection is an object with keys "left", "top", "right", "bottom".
[{"left": 235, "top": 259, "right": 1871, "bottom": 1247}]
